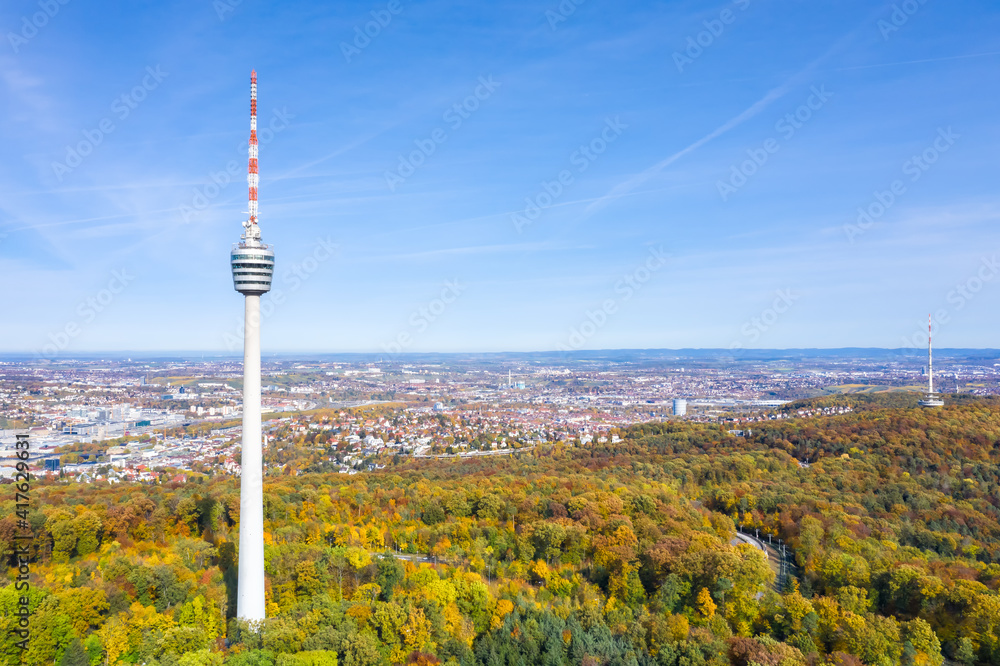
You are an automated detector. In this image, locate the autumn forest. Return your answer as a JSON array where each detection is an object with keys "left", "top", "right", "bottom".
[{"left": 2, "top": 394, "right": 1000, "bottom": 666}]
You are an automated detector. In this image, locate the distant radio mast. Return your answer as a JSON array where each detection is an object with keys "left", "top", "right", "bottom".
[
  {"left": 231, "top": 69, "right": 274, "bottom": 622},
  {"left": 919, "top": 314, "right": 944, "bottom": 408}
]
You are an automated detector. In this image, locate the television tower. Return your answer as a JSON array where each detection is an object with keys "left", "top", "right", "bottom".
[
  {"left": 231, "top": 69, "right": 274, "bottom": 622},
  {"left": 919, "top": 314, "right": 944, "bottom": 408}
]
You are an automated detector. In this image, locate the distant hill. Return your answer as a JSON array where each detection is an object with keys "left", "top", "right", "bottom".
[{"left": 8, "top": 347, "right": 1000, "bottom": 363}]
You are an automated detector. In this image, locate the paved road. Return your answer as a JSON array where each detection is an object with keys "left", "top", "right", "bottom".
[
  {"left": 733, "top": 531, "right": 767, "bottom": 553},
  {"left": 388, "top": 551, "right": 433, "bottom": 563},
  {"left": 734, "top": 530, "right": 790, "bottom": 591}
]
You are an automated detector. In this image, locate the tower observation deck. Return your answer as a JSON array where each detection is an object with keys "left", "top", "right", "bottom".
[{"left": 231, "top": 242, "right": 274, "bottom": 295}]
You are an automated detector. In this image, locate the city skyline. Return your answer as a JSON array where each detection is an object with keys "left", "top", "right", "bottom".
[{"left": 3, "top": 1, "right": 1000, "bottom": 354}]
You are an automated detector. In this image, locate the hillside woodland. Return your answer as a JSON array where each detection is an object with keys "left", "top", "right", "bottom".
[{"left": 2, "top": 396, "right": 999, "bottom": 666}]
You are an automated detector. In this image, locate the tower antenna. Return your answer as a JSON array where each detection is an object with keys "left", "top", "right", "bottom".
[
  {"left": 243, "top": 69, "right": 261, "bottom": 243},
  {"left": 919, "top": 314, "right": 944, "bottom": 408},
  {"left": 928, "top": 314, "right": 933, "bottom": 395}
]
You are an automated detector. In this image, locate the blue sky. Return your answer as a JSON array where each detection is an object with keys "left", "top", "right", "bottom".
[{"left": 2, "top": 0, "right": 999, "bottom": 355}]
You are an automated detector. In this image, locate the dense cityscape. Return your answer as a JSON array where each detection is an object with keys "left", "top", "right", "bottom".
[{"left": 3, "top": 350, "right": 999, "bottom": 485}]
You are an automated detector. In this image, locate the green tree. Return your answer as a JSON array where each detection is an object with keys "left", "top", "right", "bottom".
[
  {"left": 900, "top": 618, "right": 943, "bottom": 666},
  {"left": 954, "top": 637, "right": 976, "bottom": 666},
  {"left": 177, "top": 649, "right": 223, "bottom": 666},
  {"left": 374, "top": 554, "right": 404, "bottom": 602},
  {"left": 276, "top": 652, "right": 338, "bottom": 666},
  {"left": 48, "top": 513, "right": 78, "bottom": 561},
  {"left": 56, "top": 637, "right": 87, "bottom": 666},
  {"left": 340, "top": 630, "right": 381, "bottom": 666},
  {"left": 476, "top": 494, "right": 504, "bottom": 520},
  {"left": 73, "top": 512, "right": 102, "bottom": 557},
  {"left": 23, "top": 597, "right": 73, "bottom": 666},
  {"left": 227, "top": 650, "right": 277, "bottom": 666}
]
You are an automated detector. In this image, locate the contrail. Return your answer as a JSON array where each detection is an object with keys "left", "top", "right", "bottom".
[
  {"left": 583, "top": 81, "right": 794, "bottom": 216},
  {"left": 583, "top": 12, "right": 881, "bottom": 217}
]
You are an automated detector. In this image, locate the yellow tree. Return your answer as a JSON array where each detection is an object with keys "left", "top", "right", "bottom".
[
  {"left": 491, "top": 599, "right": 514, "bottom": 630},
  {"left": 346, "top": 547, "right": 372, "bottom": 588},
  {"left": 401, "top": 606, "right": 432, "bottom": 654},
  {"left": 98, "top": 616, "right": 130, "bottom": 666},
  {"left": 57, "top": 587, "right": 109, "bottom": 637},
  {"left": 696, "top": 587, "right": 716, "bottom": 622},
  {"left": 178, "top": 594, "right": 221, "bottom": 640}
]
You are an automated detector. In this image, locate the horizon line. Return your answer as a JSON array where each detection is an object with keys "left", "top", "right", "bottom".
[{"left": 4, "top": 346, "right": 999, "bottom": 359}]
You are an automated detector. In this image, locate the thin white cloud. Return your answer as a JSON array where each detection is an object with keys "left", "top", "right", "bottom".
[
  {"left": 0, "top": 57, "right": 53, "bottom": 127},
  {"left": 835, "top": 50, "right": 1000, "bottom": 71},
  {"left": 270, "top": 128, "right": 393, "bottom": 182},
  {"left": 582, "top": 13, "right": 883, "bottom": 217},
  {"left": 383, "top": 239, "right": 590, "bottom": 261},
  {"left": 583, "top": 82, "right": 795, "bottom": 216}
]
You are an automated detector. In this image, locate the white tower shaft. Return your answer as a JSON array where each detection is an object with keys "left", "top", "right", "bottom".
[
  {"left": 927, "top": 314, "right": 934, "bottom": 395},
  {"left": 237, "top": 294, "right": 266, "bottom": 621}
]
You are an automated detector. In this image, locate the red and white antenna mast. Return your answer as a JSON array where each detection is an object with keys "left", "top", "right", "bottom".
[
  {"left": 920, "top": 313, "right": 944, "bottom": 407},
  {"left": 243, "top": 69, "right": 261, "bottom": 243}
]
